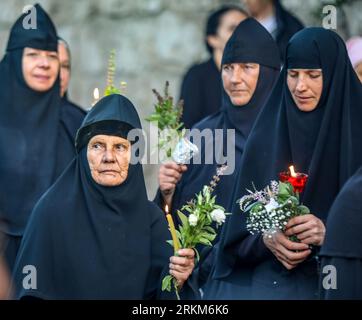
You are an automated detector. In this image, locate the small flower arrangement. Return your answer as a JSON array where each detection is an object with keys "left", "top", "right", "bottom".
[
  {"left": 238, "top": 181, "right": 310, "bottom": 240},
  {"left": 91, "top": 50, "right": 127, "bottom": 108},
  {"left": 162, "top": 165, "right": 229, "bottom": 297},
  {"left": 146, "top": 81, "right": 185, "bottom": 159},
  {"left": 104, "top": 49, "right": 127, "bottom": 97}
]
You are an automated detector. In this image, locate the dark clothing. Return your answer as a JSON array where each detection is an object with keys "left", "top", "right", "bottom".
[
  {"left": 320, "top": 166, "right": 362, "bottom": 300},
  {"left": 214, "top": 28, "right": 362, "bottom": 299},
  {"left": 0, "top": 5, "right": 85, "bottom": 273},
  {"left": 180, "top": 58, "right": 222, "bottom": 129},
  {"left": 55, "top": 98, "right": 86, "bottom": 176},
  {"left": 155, "top": 18, "right": 281, "bottom": 299},
  {"left": 13, "top": 95, "right": 198, "bottom": 300}
]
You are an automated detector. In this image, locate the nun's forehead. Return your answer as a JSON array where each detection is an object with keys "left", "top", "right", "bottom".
[{"left": 88, "top": 134, "right": 130, "bottom": 144}]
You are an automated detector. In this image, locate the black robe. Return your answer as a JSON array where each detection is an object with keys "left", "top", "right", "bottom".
[
  {"left": 56, "top": 97, "right": 86, "bottom": 177},
  {"left": 319, "top": 166, "right": 362, "bottom": 300},
  {"left": 213, "top": 27, "right": 362, "bottom": 299},
  {"left": 13, "top": 94, "right": 198, "bottom": 300},
  {"left": 155, "top": 18, "right": 281, "bottom": 299},
  {"left": 180, "top": 58, "right": 222, "bottom": 129},
  {"left": 0, "top": 4, "right": 84, "bottom": 272}
]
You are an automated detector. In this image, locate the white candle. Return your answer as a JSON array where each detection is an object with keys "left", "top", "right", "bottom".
[
  {"left": 92, "top": 87, "right": 100, "bottom": 107},
  {"left": 289, "top": 165, "right": 297, "bottom": 177}
]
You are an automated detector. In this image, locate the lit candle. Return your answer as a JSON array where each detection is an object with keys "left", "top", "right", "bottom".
[
  {"left": 165, "top": 205, "right": 181, "bottom": 254},
  {"left": 279, "top": 165, "right": 308, "bottom": 193},
  {"left": 289, "top": 165, "right": 297, "bottom": 177},
  {"left": 92, "top": 87, "right": 100, "bottom": 107}
]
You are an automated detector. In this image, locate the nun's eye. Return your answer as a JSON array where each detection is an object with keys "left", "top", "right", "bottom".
[
  {"left": 61, "top": 63, "right": 70, "bottom": 70},
  {"left": 309, "top": 73, "right": 321, "bottom": 79},
  {"left": 48, "top": 53, "right": 58, "bottom": 60},
  {"left": 26, "top": 52, "right": 39, "bottom": 58},
  {"left": 223, "top": 64, "right": 231, "bottom": 71},
  {"left": 288, "top": 71, "right": 298, "bottom": 78},
  {"left": 115, "top": 144, "right": 127, "bottom": 152},
  {"left": 92, "top": 143, "right": 103, "bottom": 150}
]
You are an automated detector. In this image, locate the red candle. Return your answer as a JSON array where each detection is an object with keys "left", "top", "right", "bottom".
[{"left": 279, "top": 165, "right": 308, "bottom": 193}]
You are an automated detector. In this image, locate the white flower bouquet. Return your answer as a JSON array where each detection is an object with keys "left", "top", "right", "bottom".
[
  {"left": 146, "top": 81, "right": 198, "bottom": 164},
  {"left": 238, "top": 181, "right": 310, "bottom": 240},
  {"left": 162, "top": 165, "right": 229, "bottom": 295}
]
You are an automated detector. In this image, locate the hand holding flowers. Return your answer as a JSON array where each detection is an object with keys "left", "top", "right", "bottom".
[{"left": 162, "top": 166, "right": 229, "bottom": 298}]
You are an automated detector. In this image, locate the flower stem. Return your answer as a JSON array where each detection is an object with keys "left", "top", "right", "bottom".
[{"left": 173, "top": 278, "right": 180, "bottom": 300}]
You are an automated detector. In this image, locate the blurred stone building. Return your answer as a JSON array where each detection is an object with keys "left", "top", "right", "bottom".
[{"left": 1, "top": 0, "right": 361, "bottom": 198}]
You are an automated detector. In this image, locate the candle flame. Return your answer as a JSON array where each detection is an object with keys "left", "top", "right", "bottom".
[
  {"left": 93, "top": 87, "right": 100, "bottom": 100},
  {"left": 289, "top": 165, "right": 297, "bottom": 177},
  {"left": 165, "top": 204, "right": 169, "bottom": 214}
]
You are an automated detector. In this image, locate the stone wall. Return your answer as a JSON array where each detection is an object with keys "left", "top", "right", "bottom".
[{"left": 1, "top": 0, "right": 361, "bottom": 198}]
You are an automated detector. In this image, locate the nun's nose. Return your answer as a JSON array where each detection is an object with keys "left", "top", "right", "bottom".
[
  {"left": 38, "top": 55, "right": 50, "bottom": 68},
  {"left": 103, "top": 148, "right": 116, "bottom": 162},
  {"left": 295, "top": 77, "right": 307, "bottom": 92}
]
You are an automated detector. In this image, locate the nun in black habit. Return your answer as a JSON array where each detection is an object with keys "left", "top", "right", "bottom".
[
  {"left": 155, "top": 18, "right": 280, "bottom": 233},
  {"left": 179, "top": 6, "right": 247, "bottom": 129},
  {"left": 319, "top": 166, "right": 362, "bottom": 300},
  {"left": 155, "top": 18, "right": 280, "bottom": 298},
  {"left": 0, "top": 4, "right": 85, "bottom": 272},
  {"left": 13, "top": 94, "right": 197, "bottom": 300},
  {"left": 213, "top": 27, "right": 362, "bottom": 299}
]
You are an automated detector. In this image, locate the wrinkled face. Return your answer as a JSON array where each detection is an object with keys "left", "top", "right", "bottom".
[
  {"left": 22, "top": 47, "right": 59, "bottom": 92},
  {"left": 222, "top": 63, "right": 260, "bottom": 106},
  {"left": 58, "top": 42, "right": 70, "bottom": 97},
  {"left": 207, "top": 10, "right": 246, "bottom": 52},
  {"left": 87, "top": 135, "right": 131, "bottom": 187},
  {"left": 355, "top": 62, "right": 362, "bottom": 83},
  {"left": 287, "top": 69, "right": 323, "bottom": 112}
]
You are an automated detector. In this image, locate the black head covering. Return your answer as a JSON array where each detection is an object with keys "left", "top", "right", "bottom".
[
  {"left": 165, "top": 18, "right": 280, "bottom": 223},
  {"left": 320, "top": 166, "right": 362, "bottom": 259},
  {"left": 215, "top": 28, "right": 362, "bottom": 284},
  {"left": 13, "top": 95, "right": 172, "bottom": 299},
  {"left": 6, "top": 4, "right": 58, "bottom": 52},
  {"left": 0, "top": 4, "right": 70, "bottom": 236}
]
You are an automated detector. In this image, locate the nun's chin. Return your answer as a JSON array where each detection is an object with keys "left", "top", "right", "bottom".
[
  {"left": 230, "top": 94, "right": 252, "bottom": 106},
  {"left": 293, "top": 97, "right": 319, "bottom": 112},
  {"left": 92, "top": 171, "right": 128, "bottom": 187}
]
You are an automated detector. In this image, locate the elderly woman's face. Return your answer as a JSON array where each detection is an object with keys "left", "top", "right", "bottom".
[
  {"left": 22, "top": 47, "right": 59, "bottom": 92},
  {"left": 87, "top": 135, "right": 131, "bottom": 187},
  {"left": 287, "top": 69, "right": 323, "bottom": 112}
]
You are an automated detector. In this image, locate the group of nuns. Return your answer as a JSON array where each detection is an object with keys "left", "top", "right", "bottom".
[{"left": 0, "top": 4, "right": 361, "bottom": 300}]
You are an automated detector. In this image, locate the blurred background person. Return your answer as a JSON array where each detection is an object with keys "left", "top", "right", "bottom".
[
  {"left": 242, "top": 0, "right": 304, "bottom": 61},
  {"left": 180, "top": 5, "right": 248, "bottom": 129},
  {"left": 58, "top": 37, "right": 86, "bottom": 157},
  {"left": 319, "top": 166, "right": 362, "bottom": 300},
  {"left": 0, "top": 228, "right": 11, "bottom": 300},
  {"left": 346, "top": 36, "right": 362, "bottom": 83},
  {"left": 0, "top": 4, "right": 84, "bottom": 273}
]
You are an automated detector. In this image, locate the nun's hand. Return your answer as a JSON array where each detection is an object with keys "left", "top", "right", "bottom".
[
  {"left": 263, "top": 231, "right": 311, "bottom": 270},
  {"left": 159, "top": 161, "right": 187, "bottom": 206},
  {"left": 169, "top": 248, "right": 195, "bottom": 289},
  {"left": 284, "top": 214, "right": 326, "bottom": 246}
]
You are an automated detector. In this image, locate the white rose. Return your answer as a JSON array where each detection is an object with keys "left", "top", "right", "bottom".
[
  {"left": 264, "top": 198, "right": 279, "bottom": 213},
  {"left": 210, "top": 209, "right": 226, "bottom": 225},
  {"left": 188, "top": 214, "right": 198, "bottom": 226}
]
